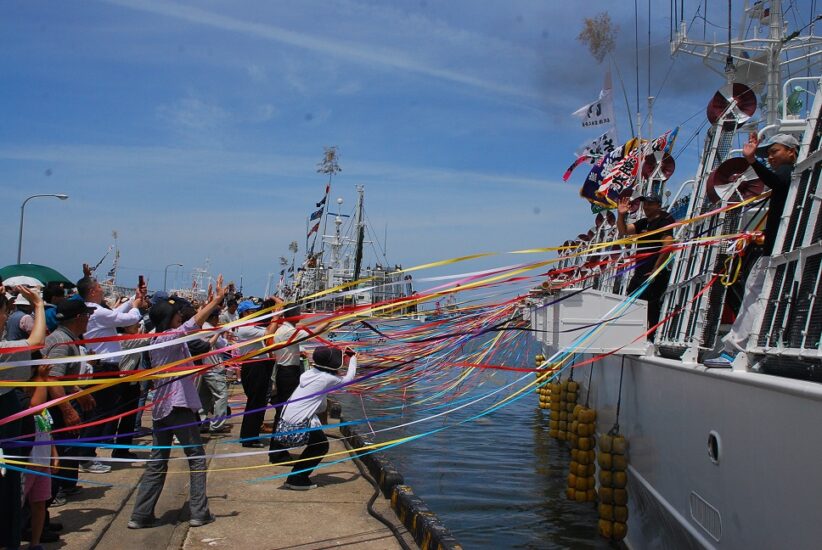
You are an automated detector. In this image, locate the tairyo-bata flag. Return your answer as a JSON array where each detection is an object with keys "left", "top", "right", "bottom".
[
  {"left": 576, "top": 127, "right": 618, "bottom": 159},
  {"left": 572, "top": 72, "right": 615, "bottom": 129}
]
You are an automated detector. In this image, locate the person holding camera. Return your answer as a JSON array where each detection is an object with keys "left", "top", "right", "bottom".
[{"left": 275, "top": 346, "right": 357, "bottom": 490}]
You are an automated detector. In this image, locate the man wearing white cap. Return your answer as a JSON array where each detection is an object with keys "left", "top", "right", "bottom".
[
  {"left": 705, "top": 132, "right": 798, "bottom": 367},
  {"left": 5, "top": 293, "right": 35, "bottom": 340}
]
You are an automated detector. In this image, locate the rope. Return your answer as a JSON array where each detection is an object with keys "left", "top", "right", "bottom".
[
  {"left": 613, "top": 356, "right": 626, "bottom": 434},
  {"left": 584, "top": 362, "right": 595, "bottom": 408}
]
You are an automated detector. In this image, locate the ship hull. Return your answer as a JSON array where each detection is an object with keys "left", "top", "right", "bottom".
[{"left": 556, "top": 351, "right": 822, "bottom": 549}]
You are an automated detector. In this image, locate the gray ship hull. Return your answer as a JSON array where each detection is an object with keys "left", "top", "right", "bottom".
[{"left": 553, "top": 350, "right": 822, "bottom": 549}]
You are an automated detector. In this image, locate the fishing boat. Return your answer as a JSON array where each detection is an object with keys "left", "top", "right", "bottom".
[
  {"left": 527, "top": 3, "right": 822, "bottom": 548},
  {"left": 279, "top": 148, "right": 414, "bottom": 315}
]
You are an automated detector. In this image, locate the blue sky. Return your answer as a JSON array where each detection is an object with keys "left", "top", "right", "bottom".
[{"left": 1, "top": 1, "right": 816, "bottom": 295}]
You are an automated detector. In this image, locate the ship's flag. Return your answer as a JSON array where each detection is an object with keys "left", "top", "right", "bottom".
[
  {"left": 597, "top": 145, "right": 640, "bottom": 203},
  {"left": 650, "top": 127, "right": 679, "bottom": 155},
  {"left": 310, "top": 207, "right": 323, "bottom": 221},
  {"left": 579, "top": 138, "right": 641, "bottom": 208},
  {"left": 315, "top": 183, "right": 331, "bottom": 208},
  {"left": 572, "top": 75, "right": 615, "bottom": 129},
  {"left": 577, "top": 127, "right": 618, "bottom": 158},
  {"left": 307, "top": 222, "right": 320, "bottom": 237},
  {"left": 579, "top": 129, "right": 678, "bottom": 208},
  {"left": 563, "top": 155, "right": 591, "bottom": 181},
  {"left": 564, "top": 127, "right": 619, "bottom": 181}
]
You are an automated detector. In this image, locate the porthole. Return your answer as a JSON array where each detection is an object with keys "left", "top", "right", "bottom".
[{"left": 707, "top": 431, "right": 720, "bottom": 464}]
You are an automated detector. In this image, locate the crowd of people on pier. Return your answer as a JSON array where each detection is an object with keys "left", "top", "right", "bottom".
[{"left": 0, "top": 271, "right": 356, "bottom": 549}]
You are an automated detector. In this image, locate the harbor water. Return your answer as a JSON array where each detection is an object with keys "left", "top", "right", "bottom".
[{"left": 340, "top": 366, "right": 612, "bottom": 549}]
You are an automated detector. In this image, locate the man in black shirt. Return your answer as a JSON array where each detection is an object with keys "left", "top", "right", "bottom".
[
  {"left": 617, "top": 194, "right": 676, "bottom": 336},
  {"left": 704, "top": 132, "right": 798, "bottom": 367}
]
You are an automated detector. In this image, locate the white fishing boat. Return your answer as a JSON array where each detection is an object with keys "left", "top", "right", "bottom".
[
  {"left": 527, "top": 3, "right": 822, "bottom": 548},
  {"left": 280, "top": 148, "right": 414, "bottom": 315}
]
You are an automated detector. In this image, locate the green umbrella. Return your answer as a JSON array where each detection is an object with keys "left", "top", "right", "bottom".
[{"left": 0, "top": 264, "right": 74, "bottom": 287}]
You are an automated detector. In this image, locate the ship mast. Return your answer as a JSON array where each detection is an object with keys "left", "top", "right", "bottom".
[
  {"left": 671, "top": 1, "right": 821, "bottom": 125},
  {"left": 315, "top": 146, "right": 341, "bottom": 263},
  {"left": 329, "top": 197, "right": 345, "bottom": 270},
  {"left": 352, "top": 185, "right": 365, "bottom": 282}
]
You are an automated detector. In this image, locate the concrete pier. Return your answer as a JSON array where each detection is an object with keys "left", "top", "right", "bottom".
[{"left": 42, "top": 400, "right": 413, "bottom": 549}]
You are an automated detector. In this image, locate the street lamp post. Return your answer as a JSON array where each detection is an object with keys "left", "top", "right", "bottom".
[
  {"left": 164, "top": 263, "right": 183, "bottom": 291},
  {"left": 17, "top": 193, "right": 69, "bottom": 264}
]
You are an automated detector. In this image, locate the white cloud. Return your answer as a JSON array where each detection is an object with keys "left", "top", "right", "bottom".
[
  {"left": 156, "top": 96, "right": 231, "bottom": 131},
  {"left": 336, "top": 81, "right": 363, "bottom": 95},
  {"left": 0, "top": 143, "right": 557, "bottom": 191},
  {"left": 246, "top": 63, "right": 266, "bottom": 82},
  {"left": 102, "top": 0, "right": 550, "bottom": 103},
  {"left": 248, "top": 103, "right": 278, "bottom": 123}
]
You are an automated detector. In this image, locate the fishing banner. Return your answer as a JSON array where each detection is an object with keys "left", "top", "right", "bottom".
[
  {"left": 572, "top": 79, "right": 615, "bottom": 129},
  {"left": 578, "top": 129, "right": 679, "bottom": 208},
  {"left": 576, "top": 127, "right": 618, "bottom": 158}
]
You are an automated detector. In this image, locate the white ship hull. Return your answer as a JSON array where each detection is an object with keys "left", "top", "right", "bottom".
[{"left": 537, "top": 345, "right": 822, "bottom": 549}]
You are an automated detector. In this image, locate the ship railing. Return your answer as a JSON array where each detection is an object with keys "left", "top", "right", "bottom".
[
  {"left": 747, "top": 83, "right": 822, "bottom": 377},
  {"left": 656, "top": 120, "right": 745, "bottom": 357}
]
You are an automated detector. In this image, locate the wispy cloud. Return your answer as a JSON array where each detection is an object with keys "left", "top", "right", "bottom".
[
  {"left": 102, "top": 0, "right": 548, "bottom": 103},
  {"left": 156, "top": 96, "right": 231, "bottom": 131},
  {"left": 0, "top": 143, "right": 556, "bottom": 190}
]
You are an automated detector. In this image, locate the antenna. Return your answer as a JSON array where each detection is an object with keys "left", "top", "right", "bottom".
[{"left": 723, "top": 0, "right": 736, "bottom": 80}]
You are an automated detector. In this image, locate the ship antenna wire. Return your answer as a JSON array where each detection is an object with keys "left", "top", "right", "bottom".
[
  {"left": 648, "top": 0, "right": 652, "bottom": 137},
  {"left": 613, "top": 356, "right": 626, "bottom": 433},
  {"left": 634, "top": 0, "right": 641, "bottom": 117},
  {"left": 585, "top": 361, "right": 595, "bottom": 408},
  {"left": 610, "top": 53, "right": 637, "bottom": 137}
]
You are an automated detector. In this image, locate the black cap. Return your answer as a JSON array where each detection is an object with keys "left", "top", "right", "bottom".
[
  {"left": 56, "top": 300, "right": 96, "bottom": 321},
  {"left": 149, "top": 296, "right": 190, "bottom": 331},
  {"left": 313, "top": 346, "right": 342, "bottom": 372},
  {"left": 638, "top": 194, "right": 663, "bottom": 204}
]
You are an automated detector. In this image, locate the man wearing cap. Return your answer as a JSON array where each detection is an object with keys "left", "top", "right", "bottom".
[
  {"left": 705, "top": 132, "right": 798, "bottom": 367},
  {"left": 234, "top": 299, "right": 280, "bottom": 447},
  {"left": 43, "top": 299, "right": 98, "bottom": 502},
  {"left": 268, "top": 304, "right": 309, "bottom": 463},
  {"left": 76, "top": 276, "right": 148, "bottom": 473},
  {"left": 219, "top": 299, "right": 238, "bottom": 325},
  {"left": 5, "top": 293, "right": 35, "bottom": 340},
  {"left": 617, "top": 194, "right": 676, "bottom": 335}
]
